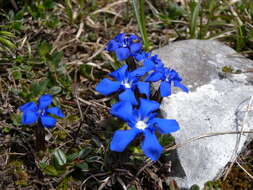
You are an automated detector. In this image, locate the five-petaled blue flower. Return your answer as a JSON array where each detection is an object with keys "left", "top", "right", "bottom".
[
  {"left": 110, "top": 99, "right": 180, "bottom": 161},
  {"left": 19, "top": 94, "right": 64, "bottom": 128},
  {"left": 96, "top": 64, "right": 150, "bottom": 105},
  {"left": 145, "top": 67, "right": 188, "bottom": 97},
  {"left": 105, "top": 33, "right": 142, "bottom": 61}
]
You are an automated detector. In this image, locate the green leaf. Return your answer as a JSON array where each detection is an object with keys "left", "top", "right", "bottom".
[
  {"left": 50, "top": 51, "right": 63, "bottom": 66},
  {"left": 39, "top": 161, "right": 47, "bottom": 169},
  {"left": 45, "top": 16, "right": 60, "bottom": 29},
  {"left": 66, "top": 153, "right": 79, "bottom": 162},
  {"left": 78, "top": 148, "right": 92, "bottom": 159},
  {"left": 57, "top": 176, "right": 73, "bottom": 190},
  {"left": 43, "top": 0, "right": 55, "bottom": 9},
  {"left": 31, "top": 79, "right": 49, "bottom": 97},
  {"left": 43, "top": 165, "right": 59, "bottom": 176},
  {"left": 3, "top": 127, "right": 11, "bottom": 133},
  {"left": 53, "top": 149, "right": 67, "bottom": 166},
  {"left": 79, "top": 64, "right": 92, "bottom": 78},
  {"left": 65, "top": 0, "right": 74, "bottom": 23},
  {"left": 0, "top": 31, "right": 15, "bottom": 38},
  {"left": 48, "top": 86, "right": 62, "bottom": 95},
  {"left": 166, "top": 2, "right": 185, "bottom": 19},
  {"left": 190, "top": 184, "right": 200, "bottom": 190},
  {"left": 0, "top": 36, "right": 16, "bottom": 49},
  {"left": 11, "top": 113, "right": 22, "bottom": 127},
  {"left": 76, "top": 162, "right": 88, "bottom": 170},
  {"left": 12, "top": 69, "right": 22, "bottom": 80},
  {"left": 127, "top": 187, "right": 137, "bottom": 190},
  {"left": 189, "top": 1, "right": 200, "bottom": 38},
  {"left": 38, "top": 41, "right": 52, "bottom": 59},
  {"left": 159, "top": 135, "right": 175, "bottom": 147}
]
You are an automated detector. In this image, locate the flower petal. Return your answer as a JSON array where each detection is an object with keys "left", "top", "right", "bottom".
[
  {"left": 111, "top": 101, "right": 134, "bottom": 122},
  {"left": 151, "top": 118, "right": 180, "bottom": 134},
  {"left": 130, "top": 42, "right": 142, "bottom": 54},
  {"left": 114, "top": 33, "right": 126, "bottom": 42},
  {"left": 95, "top": 78, "right": 121, "bottom": 96},
  {"left": 174, "top": 81, "right": 189, "bottom": 93},
  {"left": 40, "top": 115, "right": 56, "bottom": 128},
  {"left": 105, "top": 40, "right": 119, "bottom": 52},
  {"left": 141, "top": 129, "right": 163, "bottom": 161},
  {"left": 128, "top": 34, "right": 139, "bottom": 41},
  {"left": 19, "top": 102, "right": 38, "bottom": 112},
  {"left": 134, "top": 51, "right": 148, "bottom": 62},
  {"left": 143, "top": 59, "right": 155, "bottom": 71},
  {"left": 38, "top": 94, "right": 53, "bottom": 109},
  {"left": 130, "top": 66, "right": 148, "bottom": 77},
  {"left": 110, "top": 128, "right": 140, "bottom": 152},
  {"left": 109, "top": 64, "right": 128, "bottom": 81},
  {"left": 145, "top": 71, "right": 163, "bottom": 82},
  {"left": 47, "top": 107, "right": 64, "bottom": 118},
  {"left": 160, "top": 81, "right": 171, "bottom": 97},
  {"left": 139, "top": 98, "right": 160, "bottom": 118},
  {"left": 21, "top": 111, "right": 39, "bottom": 125},
  {"left": 137, "top": 82, "right": 150, "bottom": 98},
  {"left": 115, "top": 47, "right": 130, "bottom": 61},
  {"left": 119, "top": 89, "right": 138, "bottom": 105}
]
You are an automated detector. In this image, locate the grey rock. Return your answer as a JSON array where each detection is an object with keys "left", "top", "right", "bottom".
[
  {"left": 154, "top": 40, "right": 253, "bottom": 91},
  {"left": 153, "top": 40, "right": 253, "bottom": 189}
]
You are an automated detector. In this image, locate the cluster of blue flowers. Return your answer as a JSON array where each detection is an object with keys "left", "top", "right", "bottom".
[
  {"left": 19, "top": 94, "right": 64, "bottom": 128},
  {"left": 96, "top": 33, "right": 188, "bottom": 161}
]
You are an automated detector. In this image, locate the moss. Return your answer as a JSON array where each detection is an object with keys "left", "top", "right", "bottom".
[
  {"left": 8, "top": 160, "right": 23, "bottom": 168},
  {"left": 9, "top": 160, "right": 29, "bottom": 187},
  {"left": 53, "top": 130, "right": 68, "bottom": 141},
  {"left": 15, "top": 179, "right": 28, "bottom": 187},
  {"left": 222, "top": 66, "right": 233, "bottom": 73},
  {"left": 222, "top": 66, "right": 242, "bottom": 74},
  {"left": 204, "top": 181, "right": 222, "bottom": 190}
]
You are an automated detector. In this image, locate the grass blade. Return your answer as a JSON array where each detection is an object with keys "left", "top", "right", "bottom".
[
  {"left": 189, "top": 1, "right": 200, "bottom": 38},
  {"left": 131, "top": 0, "right": 149, "bottom": 50}
]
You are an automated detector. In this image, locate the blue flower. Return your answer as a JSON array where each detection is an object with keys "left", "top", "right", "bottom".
[
  {"left": 145, "top": 67, "right": 188, "bottom": 97},
  {"left": 133, "top": 52, "right": 165, "bottom": 77},
  {"left": 134, "top": 51, "right": 151, "bottom": 62},
  {"left": 105, "top": 33, "right": 142, "bottom": 61},
  {"left": 135, "top": 52, "right": 163, "bottom": 68},
  {"left": 109, "top": 99, "right": 180, "bottom": 161},
  {"left": 158, "top": 68, "right": 188, "bottom": 97},
  {"left": 19, "top": 94, "right": 64, "bottom": 128},
  {"left": 96, "top": 64, "right": 150, "bottom": 105}
]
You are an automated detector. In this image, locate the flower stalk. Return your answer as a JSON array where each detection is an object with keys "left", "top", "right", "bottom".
[{"left": 35, "top": 121, "right": 46, "bottom": 151}]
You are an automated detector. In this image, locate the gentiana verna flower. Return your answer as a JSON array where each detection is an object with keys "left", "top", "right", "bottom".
[
  {"left": 134, "top": 52, "right": 164, "bottom": 69},
  {"left": 19, "top": 94, "right": 64, "bottom": 128},
  {"left": 96, "top": 64, "right": 150, "bottom": 105},
  {"left": 105, "top": 33, "right": 142, "bottom": 61},
  {"left": 133, "top": 51, "right": 165, "bottom": 77},
  {"left": 110, "top": 99, "right": 180, "bottom": 161},
  {"left": 146, "top": 67, "right": 188, "bottom": 97}
]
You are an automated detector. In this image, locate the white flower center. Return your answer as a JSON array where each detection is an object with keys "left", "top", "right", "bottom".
[
  {"left": 124, "top": 82, "right": 131, "bottom": 88},
  {"left": 165, "top": 75, "right": 171, "bottom": 82},
  {"left": 136, "top": 120, "right": 147, "bottom": 130},
  {"left": 38, "top": 109, "right": 46, "bottom": 116}
]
